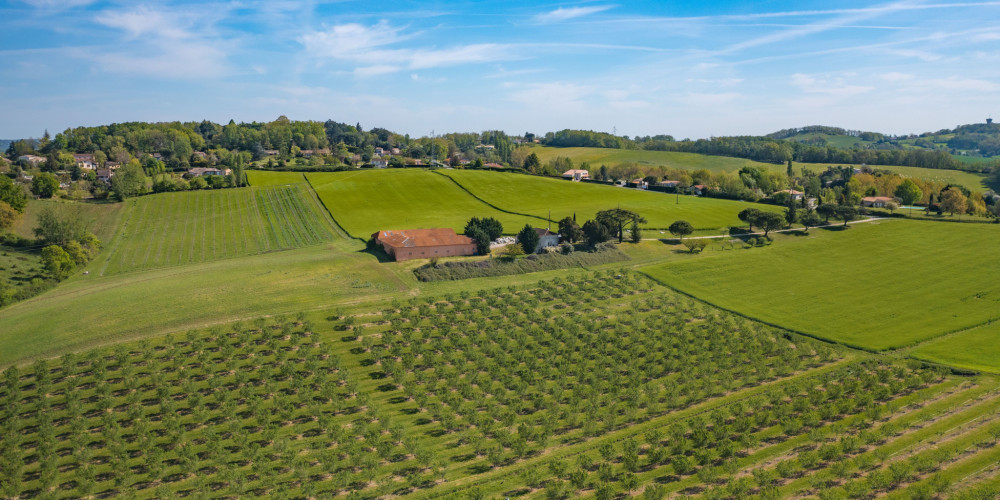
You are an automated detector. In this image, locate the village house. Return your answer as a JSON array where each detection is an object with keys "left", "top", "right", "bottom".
[
  {"left": 301, "top": 149, "right": 330, "bottom": 158},
  {"left": 371, "top": 228, "right": 477, "bottom": 262},
  {"left": 193, "top": 151, "right": 208, "bottom": 160},
  {"left": 630, "top": 178, "right": 648, "bottom": 189},
  {"left": 105, "top": 161, "right": 122, "bottom": 170},
  {"left": 18, "top": 155, "right": 46, "bottom": 166},
  {"left": 562, "top": 169, "right": 589, "bottom": 181},
  {"left": 861, "top": 196, "right": 896, "bottom": 208},
  {"left": 477, "top": 144, "right": 496, "bottom": 151},
  {"left": 374, "top": 147, "right": 384, "bottom": 157},
  {"left": 391, "top": 147, "right": 401, "bottom": 155},
  {"left": 657, "top": 180, "right": 681, "bottom": 188},
  {"left": 533, "top": 228, "right": 561, "bottom": 251},
  {"left": 96, "top": 169, "right": 114, "bottom": 183},
  {"left": 371, "top": 158, "right": 389, "bottom": 168},
  {"left": 689, "top": 184, "right": 707, "bottom": 196},
  {"left": 188, "top": 167, "right": 232, "bottom": 177},
  {"left": 774, "top": 189, "right": 805, "bottom": 201},
  {"left": 72, "top": 154, "right": 96, "bottom": 170}
]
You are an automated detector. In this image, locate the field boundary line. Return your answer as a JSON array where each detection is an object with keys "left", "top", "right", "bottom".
[
  {"left": 432, "top": 169, "right": 550, "bottom": 224},
  {"left": 639, "top": 268, "right": 879, "bottom": 353},
  {"left": 302, "top": 173, "right": 358, "bottom": 241}
]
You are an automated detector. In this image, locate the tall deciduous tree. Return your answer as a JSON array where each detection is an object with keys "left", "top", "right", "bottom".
[
  {"left": 0, "top": 175, "right": 28, "bottom": 213},
  {"left": 557, "top": 217, "right": 583, "bottom": 243},
  {"left": 894, "top": 179, "right": 922, "bottom": 215},
  {"left": 939, "top": 187, "right": 968, "bottom": 218},
  {"left": 111, "top": 159, "right": 148, "bottom": 200},
  {"left": 31, "top": 173, "right": 59, "bottom": 198},
  {"left": 596, "top": 208, "right": 647, "bottom": 243}
]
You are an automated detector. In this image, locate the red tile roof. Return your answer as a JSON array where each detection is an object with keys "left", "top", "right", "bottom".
[{"left": 373, "top": 228, "right": 474, "bottom": 248}]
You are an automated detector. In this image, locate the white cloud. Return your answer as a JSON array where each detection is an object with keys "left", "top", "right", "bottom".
[
  {"left": 87, "top": 6, "right": 229, "bottom": 79},
  {"left": 507, "top": 82, "right": 594, "bottom": 110},
  {"left": 531, "top": 5, "right": 616, "bottom": 24},
  {"left": 791, "top": 73, "right": 873, "bottom": 97},
  {"left": 299, "top": 23, "right": 517, "bottom": 76}
]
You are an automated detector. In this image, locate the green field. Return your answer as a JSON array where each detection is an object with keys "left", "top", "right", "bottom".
[
  {"left": 910, "top": 323, "right": 1000, "bottom": 373},
  {"left": 641, "top": 220, "right": 1000, "bottom": 353},
  {"left": 306, "top": 169, "right": 542, "bottom": 238},
  {"left": 246, "top": 170, "right": 308, "bottom": 186},
  {"left": 99, "top": 185, "right": 334, "bottom": 275},
  {"left": 530, "top": 145, "right": 988, "bottom": 188},
  {"left": 11, "top": 198, "right": 125, "bottom": 244},
  {"left": 440, "top": 169, "right": 782, "bottom": 232}
]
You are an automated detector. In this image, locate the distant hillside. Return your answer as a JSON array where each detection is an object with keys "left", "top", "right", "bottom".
[
  {"left": 0, "top": 139, "right": 12, "bottom": 152},
  {"left": 768, "top": 120, "right": 1000, "bottom": 160}
]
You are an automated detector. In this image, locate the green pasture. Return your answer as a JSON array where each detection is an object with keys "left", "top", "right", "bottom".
[
  {"left": 910, "top": 323, "right": 1000, "bottom": 373},
  {"left": 11, "top": 198, "right": 125, "bottom": 244},
  {"left": 99, "top": 185, "right": 334, "bottom": 275},
  {"left": 439, "top": 169, "right": 782, "bottom": 232},
  {"left": 305, "top": 169, "right": 541, "bottom": 238},
  {"left": 529, "top": 145, "right": 988, "bottom": 188},
  {"left": 246, "top": 170, "right": 308, "bottom": 186},
  {"left": 641, "top": 220, "right": 1000, "bottom": 353}
]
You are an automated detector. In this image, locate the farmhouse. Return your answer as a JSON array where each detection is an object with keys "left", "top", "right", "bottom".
[
  {"left": 534, "top": 228, "right": 561, "bottom": 251},
  {"left": 96, "top": 169, "right": 114, "bottom": 183},
  {"left": 774, "top": 189, "right": 804, "bottom": 200},
  {"left": 630, "top": 178, "right": 648, "bottom": 189},
  {"left": 372, "top": 228, "right": 477, "bottom": 262},
  {"left": 188, "top": 167, "right": 232, "bottom": 177},
  {"left": 371, "top": 158, "right": 388, "bottom": 168},
  {"left": 658, "top": 180, "right": 681, "bottom": 188},
  {"left": 562, "top": 169, "right": 589, "bottom": 181},
  {"left": 689, "top": 184, "right": 706, "bottom": 195},
  {"left": 18, "top": 155, "right": 46, "bottom": 166},
  {"left": 862, "top": 196, "right": 895, "bottom": 208}
]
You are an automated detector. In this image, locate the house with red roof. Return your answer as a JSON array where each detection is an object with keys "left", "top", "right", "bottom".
[{"left": 372, "top": 228, "right": 477, "bottom": 261}]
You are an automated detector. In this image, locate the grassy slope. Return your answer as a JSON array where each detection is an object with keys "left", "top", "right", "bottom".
[
  {"left": 439, "top": 169, "right": 783, "bottom": 232},
  {"left": 529, "top": 145, "right": 987, "bottom": 188},
  {"left": 11, "top": 198, "right": 125, "bottom": 243},
  {"left": 910, "top": 323, "right": 1000, "bottom": 373},
  {"left": 640, "top": 220, "right": 1000, "bottom": 352},
  {"left": 246, "top": 170, "right": 308, "bottom": 186},
  {"left": 305, "top": 169, "right": 542, "bottom": 238},
  {"left": 99, "top": 185, "right": 334, "bottom": 275}
]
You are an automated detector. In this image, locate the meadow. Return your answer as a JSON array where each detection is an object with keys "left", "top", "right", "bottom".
[
  {"left": 640, "top": 220, "right": 1000, "bottom": 354},
  {"left": 305, "top": 170, "right": 542, "bottom": 239},
  {"left": 530, "top": 145, "right": 988, "bottom": 188},
  {"left": 11, "top": 198, "right": 125, "bottom": 244},
  {"left": 246, "top": 170, "right": 309, "bottom": 186},
  {"left": 99, "top": 185, "right": 334, "bottom": 275},
  {"left": 910, "top": 323, "right": 1000, "bottom": 373},
  {"left": 3, "top": 271, "right": 1000, "bottom": 499},
  {"left": 439, "top": 169, "right": 782, "bottom": 233}
]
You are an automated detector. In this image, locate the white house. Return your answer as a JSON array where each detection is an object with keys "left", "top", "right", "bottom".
[
  {"left": 372, "top": 158, "right": 389, "bottom": 168},
  {"left": 532, "top": 228, "right": 561, "bottom": 252},
  {"left": 562, "top": 169, "right": 589, "bottom": 181},
  {"left": 774, "top": 189, "right": 805, "bottom": 201}
]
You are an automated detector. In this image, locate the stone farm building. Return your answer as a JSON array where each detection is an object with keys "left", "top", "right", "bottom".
[{"left": 372, "top": 228, "right": 477, "bottom": 262}]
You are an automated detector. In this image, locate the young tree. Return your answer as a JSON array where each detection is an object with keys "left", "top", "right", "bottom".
[
  {"left": 517, "top": 224, "right": 540, "bottom": 254},
  {"left": 738, "top": 207, "right": 762, "bottom": 231},
  {"left": 33, "top": 205, "right": 89, "bottom": 245},
  {"left": 629, "top": 220, "right": 642, "bottom": 243},
  {"left": 836, "top": 205, "right": 859, "bottom": 226},
  {"left": 668, "top": 220, "right": 694, "bottom": 240},
  {"left": 31, "top": 172, "right": 60, "bottom": 198},
  {"left": 466, "top": 226, "right": 490, "bottom": 255},
  {"left": 815, "top": 203, "right": 838, "bottom": 223},
  {"left": 894, "top": 179, "right": 922, "bottom": 215},
  {"left": 41, "top": 244, "right": 75, "bottom": 279},
  {"left": 557, "top": 217, "right": 583, "bottom": 243},
  {"left": 940, "top": 187, "right": 968, "bottom": 218},
  {"left": 756, "top": 212, "right": 785, "bottom": 237},
  {"left": 885, "top": 200, "right": 899, "bottom": 215},
  {"left": 0, "top": 201, "right": 18, "bottom": 231}
]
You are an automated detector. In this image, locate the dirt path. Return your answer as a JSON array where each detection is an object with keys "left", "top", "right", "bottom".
[{"left": 643, "top": 217, "right": 888, "bottom": 242}]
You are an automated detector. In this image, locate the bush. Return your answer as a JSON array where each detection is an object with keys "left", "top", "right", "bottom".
[{"left": 414, "top": 244, "right": 629, "bottom": 281}]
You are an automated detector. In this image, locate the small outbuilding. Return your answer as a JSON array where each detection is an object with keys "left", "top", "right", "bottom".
[
  {"left": 861, "top": 196, "right": 895, "bottom": 208},
  {"left": 372, "top": 228, "right": 477, "bottom": 261},
  {"left": 562, "top": 169, "right": 589, "bottom": 181}
]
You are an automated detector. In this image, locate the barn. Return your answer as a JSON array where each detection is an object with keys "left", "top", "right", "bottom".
[{"left": 372, "top": 228, "right": 477, "bottom": 261}]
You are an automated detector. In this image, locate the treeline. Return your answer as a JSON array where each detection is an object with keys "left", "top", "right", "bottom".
[{"left": 542, "top": 130, "right": 976, "bottom": 171}]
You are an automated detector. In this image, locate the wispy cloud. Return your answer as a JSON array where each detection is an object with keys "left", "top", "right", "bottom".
[
  {"left": 531, "top": 5, "right": 616, "bottom": 24},
  {"left": 87, "top": 5, "right": 230, "bottom": 79},
  {"left": 300, "top": 23, "right": 518, "bottom": 76},
  {"left": 17, "top": 0, "right": 96, "bottom": 9},
  {"left": 791, "top": 73, "right": 874, "bottom": 97}
]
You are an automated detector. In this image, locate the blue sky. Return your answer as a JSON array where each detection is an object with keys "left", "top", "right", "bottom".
[{"left": 2, "top": 0, "right": 1000, "bottom": 140}]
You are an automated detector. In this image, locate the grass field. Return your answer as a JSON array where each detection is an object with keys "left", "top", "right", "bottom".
[
  {"left": 11, "top": 198, "right": 126, "bottom": 244},
  {"left": 910, "top": 323, "right": 1000, "bottom": 373},
  {"left": 246, "top": 170, "right": 308, "bottom": 186},
  {"left": 529, "top": 145, "right": 988, "bottom": 188},
  {"left": 439, "top": 169, "right": 782, "bottom": 233},
  {"left": 99, "top": 185, "right": 334, "bottom": 275},
  {"left": 641, "top": 220, "right": 1000, "bottom": 354},
  {"left": 306, "top": 169, "right": 542, "bottom": 238}
]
